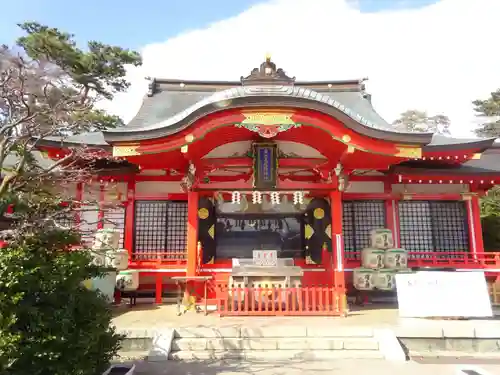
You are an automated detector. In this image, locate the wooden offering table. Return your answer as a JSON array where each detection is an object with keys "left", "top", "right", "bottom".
[{"left": 229, "top": 251, "right": 304, "bottom": 308}]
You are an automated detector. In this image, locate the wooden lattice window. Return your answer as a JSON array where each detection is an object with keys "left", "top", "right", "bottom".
[
  {"left": 133, "top": 200, "right": 187, "bottom": 260},
  {"left": 342, "top": 200, "right": 386, "bottom": 259},
  {"left": 398, "top": 200, "right": 469, "bottom": 258},
  {"left": 102, "top": 205, "right": 126, "bottom": 248}
]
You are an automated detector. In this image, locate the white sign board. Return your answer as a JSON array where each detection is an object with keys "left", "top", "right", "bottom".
[
  {"left": 395, "top": 271, "right": 493, "bottom": 318},
  {"left": 253, "top": 250, "right": 277, "bottom": 266}
]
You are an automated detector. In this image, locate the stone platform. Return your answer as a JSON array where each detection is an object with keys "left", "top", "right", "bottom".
[{"left": 112, "top": 303, "right": 500, "bottom": 361}]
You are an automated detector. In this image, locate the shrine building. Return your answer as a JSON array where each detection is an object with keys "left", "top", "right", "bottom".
[{"left": 40, "top": 57, "right": 500, "bottom": 314}]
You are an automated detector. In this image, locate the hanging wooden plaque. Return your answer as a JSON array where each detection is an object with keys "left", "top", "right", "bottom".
[{"left": 253, "top": 143, "right": 278, "bottom": 189}]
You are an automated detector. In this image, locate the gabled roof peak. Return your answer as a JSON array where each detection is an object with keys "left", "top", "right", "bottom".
[
  {"left": 240, "top": 55, "right": 296, "bottom": 86},
  {"left": 143, "top": 57, "right": 367, "bottom": 96}
]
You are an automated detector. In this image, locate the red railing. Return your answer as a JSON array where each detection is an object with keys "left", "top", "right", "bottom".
[
  {"left": 128, "top": 251, "right": 187, "bottom": 269},
  {"left": 344, "top": 251, "right": 500, "bottom": 269},
  {"left": 215, "top": 283, "right": 347, "bottom": 317}
]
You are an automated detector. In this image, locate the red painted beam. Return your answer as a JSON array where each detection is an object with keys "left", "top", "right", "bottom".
[
  {"left": 194, "top": 180, "right": 337, "bottom": 191},
  {"left": 200, "top": 157, "right": 330, "bottom": 169}
]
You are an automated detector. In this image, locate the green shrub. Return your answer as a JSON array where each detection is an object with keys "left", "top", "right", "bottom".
[{"left": 0, "top": 229, "right": 123, "bottom": 375}]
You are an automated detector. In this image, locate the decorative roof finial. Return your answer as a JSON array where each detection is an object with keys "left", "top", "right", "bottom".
[{"left": 241, "top": 56, "right": 295, "bottom": 86}]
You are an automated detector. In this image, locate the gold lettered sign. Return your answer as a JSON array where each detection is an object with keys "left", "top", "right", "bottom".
[
  {"left": 112, "top": 144, "right": 140, "bottom": 157},
  {"left": 395, "top": 145, "right": 422, "bottom": 159},
  {"left": 253, "top": 143, "right": 278, "bottom": 189},
  {"left": 242, "top": 112, "right": 295, "bottom": 126}
]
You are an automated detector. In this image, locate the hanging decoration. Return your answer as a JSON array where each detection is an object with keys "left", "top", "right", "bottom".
[
  {"left": 270, "top": 192, "right": 280, "bottom": 205},
  {"left": 252, "top": 191, "right": 262, "bottom": 204},
  {"left": 293, "top": 191, "right": 304, "bottom": 205},
  {"left": 334, "top": 162, "right": 350, "bottom": 192},
  {"left": 180, "top": 162, "right": 196, "bottom": 192},
  {"left": 231, "top": 191, "right": 241, "bottom": 204}
]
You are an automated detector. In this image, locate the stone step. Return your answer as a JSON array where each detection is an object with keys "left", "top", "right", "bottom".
[
  {"left": 172, "top": 337, "right": 379, "bottom": 351},
  {"left": 173, "top": 326, "right": 375, "bottom": 338},
  {"left": 168, "top": 349, "right": 384, "bottom": 360}
]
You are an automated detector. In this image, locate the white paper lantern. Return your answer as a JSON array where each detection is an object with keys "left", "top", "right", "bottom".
[
  {"left": 361, "top": 248, "right": 385, "bottom": 269},
  {"left": 116, "top": 270, "right": 139, "bottom": 291},
  {"left": 92, "top": 228, "right": 120, "bottom": 250},
  {"left": 107, "top": 249, "right": 129, "bottom": 271},
  {"left": 353, "top": 268, "right": 375, "bottom": 290},
  {"left": 90, "top": 250, "right": 107, "bottom": 267},
  {"left": 370, "top": 229, "right": 394, "bottom": 249},
  {"left": 383, "top": 248, "right": 408, "bottom": 270},
  {"left": 373, "top": 269, "right": 396, "bottom": 291}
]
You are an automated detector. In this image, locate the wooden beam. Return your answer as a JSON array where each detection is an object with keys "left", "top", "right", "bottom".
[
  {"left": 200, "top": 157, "right": 329, "bottom": 169},
  {"left": 194, "top": 179, "right": 337, "bottom": 191}
]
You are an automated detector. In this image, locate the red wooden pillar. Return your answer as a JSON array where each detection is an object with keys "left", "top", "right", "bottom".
[
  {"left": 186, "top": 191, "right": 199, "bottom": 277},
  {"left": 466, "top": 195, "right": 484, "bottom": 257},
  {"left": 124, "top": 181, "right": 135, "bottom": 258},
  {"left": 330, "top": 190, "right": 346, "bottom": 314},
  {"left": 155, "top": 273, "right": 163, "bottom": 305},
  {"left": 385, "top": 199, "right": 400, "bottom": 248},
  {"left": 384, "top": 182, "right": 399, "bottom": 247}
]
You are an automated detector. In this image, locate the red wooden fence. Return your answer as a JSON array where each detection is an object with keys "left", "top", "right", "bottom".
[{"left": 215, "top": 283, "right": 347, "bottom": 317}]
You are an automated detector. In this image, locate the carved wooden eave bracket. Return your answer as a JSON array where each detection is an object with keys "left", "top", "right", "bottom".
[{"left": 241, "top": 55, "right": 296, "bottom": 86}]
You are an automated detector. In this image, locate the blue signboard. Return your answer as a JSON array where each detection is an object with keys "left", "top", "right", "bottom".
[{"left": 253, "top": 144, "right": 277, "bottom": 188}]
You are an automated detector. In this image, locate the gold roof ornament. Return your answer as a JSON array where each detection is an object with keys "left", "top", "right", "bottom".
[{"left": 241, "top": 56, "right": 295, "bottom": 86}]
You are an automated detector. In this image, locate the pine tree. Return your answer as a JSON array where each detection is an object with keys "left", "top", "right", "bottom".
[
  {"left": 473, "top": 89, "right": 500, "bottom": 137},
  {"left": 0, "top": 22, "right": 141, "bottom": 375}
]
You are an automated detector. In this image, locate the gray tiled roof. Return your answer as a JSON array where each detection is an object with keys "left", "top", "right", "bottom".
[
  {"left": 126, "top": 90, "right": 215, "bottom": 129},
  {"left": 393, "top": 149, "right": 500, "bottom": 175},
  {"left": 40, "top": 80, "right": 497, "bottom": 152},
  {"left": 44, "top": 132, "right": 107, "bottom": 146},
  {"left": 425, "top": 134, "right": 497, "bottom": 151},
  {"left": 106, "top": 85, "right": 398, "bottom": 134}
]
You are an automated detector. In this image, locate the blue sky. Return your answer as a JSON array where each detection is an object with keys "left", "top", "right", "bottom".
[
  {"left": 1, "top": 0, "right": 439, "bottom": 48},
  {"left": 3, "top": 0, "right": 497, "bottom": 138}
]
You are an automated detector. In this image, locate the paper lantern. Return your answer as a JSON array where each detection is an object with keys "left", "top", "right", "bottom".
[
  {"left": 370, "top": 229, "right": 394, "bottom": 249},
  {"left": 116, "top": 270, "right": 139, "bottom": 291},
  {"left": 383, "top": 248, "right": 408, "bottom": 270},
  {"left": 373, "top": 269, "right": 396, "bottom": 291},
  {"left": 107, "top": 249, "right": 129, "bottom": 270},
  {"left": 353, "top": 268, "right": 375, "bottom": 290},
  {"left": 361, "top": 248, "right": 385, "bottom": 269},
  {"left": 92, "top": 228, "right": 120, "bottom": 250}
]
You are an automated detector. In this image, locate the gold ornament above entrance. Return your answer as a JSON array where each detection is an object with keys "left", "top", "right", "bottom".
[
  {"left": 395, "top": 145, "right": 422, "bottom": 159},
  {"left": 113, "top": 144, "right": 140, "bottom": 157},
  {"left": 235, "top": 111, "right": 301, "bottom": 138}
]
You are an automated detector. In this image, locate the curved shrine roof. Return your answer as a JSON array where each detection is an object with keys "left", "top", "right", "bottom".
[
  {"left": 101, "top": 78, "right": 432, "bottom": 144},
  {"left": 40, "top": 57, "right": 499, "bottom": 176}
]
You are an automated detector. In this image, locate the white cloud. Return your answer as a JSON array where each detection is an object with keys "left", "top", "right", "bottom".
[{"left": 104, "top": 0, "right": 500, "bottom": 138}]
